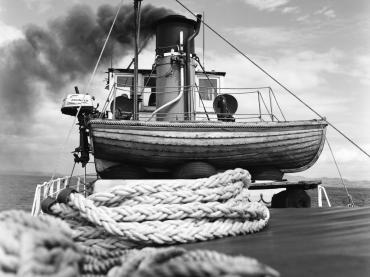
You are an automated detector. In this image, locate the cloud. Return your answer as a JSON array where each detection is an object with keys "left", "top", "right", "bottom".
[
  {"left": 205, "top": 48, "right": 342, "bottom": 90},
  {"left": 201, "top": 47, "right": 370, "bottom": 180},
  {"left": 228, "top": 27, "right": 291, "bottom": 47},
  {"left": 0, "top": 21, "right": 24, "bottom": 46},
  {"left": 282, "top": 6, "right": 300, "bottom": 14},
  {"left": 315, "top": 6, "right": 336, "bottom": 19},
  {"left": 270, "top": 49, "right": 342, "bottom": 89},
  {"left": 296, "top": 14, "right": 310, "bottom": 22},
  {"left": 297, "top": 6, "right": 336, "bottom": 23},
  {"left": 0, "top": 95, "right": 74, "bottom": 173},
  {"left": 290, "top": 153, "right": 370, "bottom": 180},
  {"left": 319, "top": 147, "right": 369, "bottom": 164},
  {"left": 0, "top": 3, "right": 174, "bottom": 175},
  {"left": 227, "top": 26, "right": 314, "bottom": 48},
  {"left": 201, "top": 47, "right": 344, "bottom": 123},
  {"left": 24, "top": 0, "right": 53, "bottom": 13},
  {"left": 242, "top": 0, "right": 290, "bottom": 12},
  {"left": 298, "top": 141, "right": 370, "bottom": 180},
  {"left": 351, "top": 55, "right": 370, "bottom": 86},
  {"left": 0, "top": 3, "right": 173, "bottom": 133}
]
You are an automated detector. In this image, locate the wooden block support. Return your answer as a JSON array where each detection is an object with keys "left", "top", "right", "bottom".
[
  {"left": 249, "top": 180, "right": 321, "bottom": 190},
  {"left": 93, "top": 179, "right": 321, "bottom": 193}
]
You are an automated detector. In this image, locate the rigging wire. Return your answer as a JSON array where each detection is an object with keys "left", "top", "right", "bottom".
[
  {"left": 48, "top": 0, "right": 124, "bottom": 181},
  {"left": 194, "top": 83, "right": 211, "bottom": 120},
  {"left": 270, "top": 88, "right": 286, "bottom": 121},
  {"left": 325, "top": 138, "right": 355, "bottom": 207},
  {"left": 126, "top": 36, "right": 151, "bottom": 69},
  {"left": 194, "top": 57, "right": 232, "bottom": 116},
  {"left": 174, "top": 0, "right": 370, "bottom": 159},
  {"left": 258, "top": 90, "right": 272, "bottom": 120},
  {"left": 84, "top": 0, "right": 124, "bottom": 93},
  {"left": 100, "top": 84, "right": 116, "bottom": 118}
]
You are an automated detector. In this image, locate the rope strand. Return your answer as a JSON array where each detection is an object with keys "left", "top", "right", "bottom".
[
  {"left": 0, "top": 169, "right": 278, "bottom": 277},
  {"left": 49, "top": 169, "right": 269, "bottom": 245}
]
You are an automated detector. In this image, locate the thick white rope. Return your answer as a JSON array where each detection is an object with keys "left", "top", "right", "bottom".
[
  {"left": 0, "top": 169, "right": 277, "bottom": 276},
  {"left": 50, "top": 169, "right": 269, "bottom": 245}
]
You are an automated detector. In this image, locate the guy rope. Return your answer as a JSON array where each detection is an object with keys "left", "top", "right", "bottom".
[{"left": 0, "top": 169, "right": 278, "bottom": 276}]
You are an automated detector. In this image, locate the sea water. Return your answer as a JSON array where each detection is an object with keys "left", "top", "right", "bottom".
[{"left": 0, "top": 174, "right": 47, "bottom": 211}]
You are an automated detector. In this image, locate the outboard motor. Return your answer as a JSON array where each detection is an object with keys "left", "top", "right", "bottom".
[
  {"left": 61, "top": 92, "right": 95, "bottom": 117},
  {"left": 61, "top": 87, "right": 95, "bottom": 167}
]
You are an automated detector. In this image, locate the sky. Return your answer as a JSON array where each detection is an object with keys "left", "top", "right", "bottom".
[{"left": 0, "top": 0, "right": 369, "bottom": 180}]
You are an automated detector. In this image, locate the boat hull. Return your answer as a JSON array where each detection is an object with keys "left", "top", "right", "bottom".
[{"left": 88, "top": 119, "right": 327, "bottom": 177}]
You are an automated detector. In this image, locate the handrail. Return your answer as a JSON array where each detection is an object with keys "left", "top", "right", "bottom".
[
  {"left": 317, "top": 185, "right": 332, "bottom": 207},
  {"left": 111, "top": 86, "right": 285, "bottom": 122},
  {"left": 31, "top": 175, "right": 88, "bottom": 216}
]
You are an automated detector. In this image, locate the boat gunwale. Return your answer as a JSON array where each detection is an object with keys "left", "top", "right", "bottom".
[{"left": 88, "top": 118, "right": 328, "bottom": 130}]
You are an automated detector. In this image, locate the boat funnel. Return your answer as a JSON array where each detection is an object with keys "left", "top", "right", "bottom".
[
  {"left": 155, "top": 15, "right": 199, "bottom": 121},
  {"left": 156, "top": 15, "right": 197, "bottom": 56}
]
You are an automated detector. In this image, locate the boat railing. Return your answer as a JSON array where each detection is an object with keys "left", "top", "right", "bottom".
[
  {"left": 317, "top": 185, "right": 332, "bottom": 207},
  {"left": 136, "top": 112, "right": 281, "bottom": 122},
  {"left": 107, "top": 85, "right": 286, "bottom": 122},
  {"left": 31, "top": 175, "right": 90, "bottom": 216},
  {"left": 31, "top": 176, "right": 332, "bottom": 215}
]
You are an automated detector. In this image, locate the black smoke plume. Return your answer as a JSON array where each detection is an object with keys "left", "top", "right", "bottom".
[{"left": 0, "top": 4, "right": 173, "bottom": 133}]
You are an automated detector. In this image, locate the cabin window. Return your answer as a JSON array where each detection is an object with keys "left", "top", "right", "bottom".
[
  {"left": 199, "top": 78, "right": 217, "bottom": 101},
  {"left": 116, "top": 76, "right": 133, "bottom": 97},
  {"left": 116, "top": 76, "right": 133, "bottom": 87},
  {"left": 143, "top": 76, "right": 156, "bottom": 107}
]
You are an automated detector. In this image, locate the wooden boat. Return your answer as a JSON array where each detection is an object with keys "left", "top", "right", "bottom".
[
  {"left": 64, "top": 11, "right": 329, "bottom": 180},
  {"left": 27, "top": 2, "right": 370, "bottom": 277},
  {"left": 89, "top": 119, "right": 327, "bottom": 178}
]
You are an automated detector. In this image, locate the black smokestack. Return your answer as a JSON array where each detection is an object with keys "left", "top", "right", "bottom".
[{"left": 0, "top": 3, "right": 173, "bottom": 134}]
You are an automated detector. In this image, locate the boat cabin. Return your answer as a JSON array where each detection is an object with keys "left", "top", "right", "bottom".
[{"left": 106, "top": 68, "right": 226, "bottom": 121}]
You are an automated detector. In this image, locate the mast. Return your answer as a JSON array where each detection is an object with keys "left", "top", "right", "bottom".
[
  {"left": 133, "top": 0, "right": 142, "bottom": 120},
  {"left": 202, "top": 11, "right": 205, "bottom": 70}
]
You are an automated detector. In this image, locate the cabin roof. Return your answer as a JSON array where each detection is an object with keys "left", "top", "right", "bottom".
[{"left": 107, "top": 68, "right": 226, "bottom": 77}]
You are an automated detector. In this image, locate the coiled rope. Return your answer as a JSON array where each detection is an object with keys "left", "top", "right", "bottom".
[{"left": 0, "top": 169, "right": 277, "bottom": 276}]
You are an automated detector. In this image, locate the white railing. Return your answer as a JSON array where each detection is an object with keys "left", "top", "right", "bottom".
[
  {"left": 31, "top": 176, "right": 84, "bottom": 216},
  {"left": 317, "top": 185, "right": 331, "bottom": 207},
  {"left": 32, "top": 177, "right": 332, "bottom": 215}
]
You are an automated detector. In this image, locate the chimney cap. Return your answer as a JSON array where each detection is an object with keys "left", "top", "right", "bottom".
[{"left": 156, "top": 15, "right": 196, "bottom": 27}]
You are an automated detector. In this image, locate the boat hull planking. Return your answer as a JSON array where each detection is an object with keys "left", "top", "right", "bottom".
[{"left": 88, "top": 119, "right": 327, "bottom": 177}]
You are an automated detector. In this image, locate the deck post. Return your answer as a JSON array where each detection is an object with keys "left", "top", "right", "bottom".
[{"left": 133, "top": 0, "right": 142, "bottom": 120}]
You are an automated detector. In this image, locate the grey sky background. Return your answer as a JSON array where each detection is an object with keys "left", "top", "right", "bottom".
[{"left": 0, "top": 0, "right": 369, "bottom": 180}]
